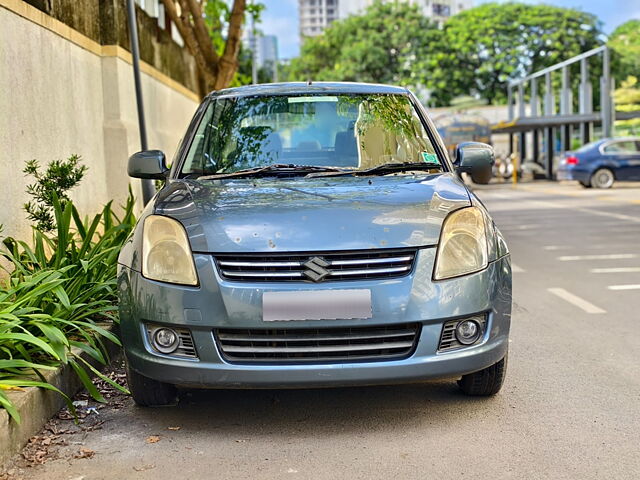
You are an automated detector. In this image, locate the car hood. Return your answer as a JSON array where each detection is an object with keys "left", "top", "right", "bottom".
[{"left": 153, "top": 173, "right": 471, "bottom": 253}]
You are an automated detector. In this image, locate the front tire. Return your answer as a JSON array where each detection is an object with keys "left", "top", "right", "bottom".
[
  {"left": 590, "top": 168, "right": 614, "bottom": 189},
  {"left": 125, "top": 360, "right": 178, "bottom": 406},
  {"left": 458, "top": 353, "right": 507, "bottom": 396}
]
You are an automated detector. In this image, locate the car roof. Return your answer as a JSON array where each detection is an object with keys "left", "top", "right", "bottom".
[{"left": 207, "top": 82, "right": 410, "bottom": 99}]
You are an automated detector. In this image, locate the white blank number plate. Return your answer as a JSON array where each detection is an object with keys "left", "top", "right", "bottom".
[{"left": 262, "top": 289, "right": 372, "bottom": 322}]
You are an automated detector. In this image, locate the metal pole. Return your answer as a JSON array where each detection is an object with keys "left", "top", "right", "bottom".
[
  {"left": 517, "top": 84, "right": 526, "bottom": 162},
  {"left": 251, "top": 8, "right": 258, "bottom": 84},
  {"left": 579, "top": 57, "right": 593, "bottom": 144},
  {"left": 560, "top": 66, "right": 572, "bottom": 154},
  {"left": 530, "top": 78, "right": 538, "bottom": 117},
  {"left": 126, "top": 0, "right": 155, "bottom": 204},
  {"left": 544, "top": 72, "right": 554, "bottom": 116},
  {"left": 601, "top": 46, "right": 613, "bottom": 138},
  {"left": 507, "top": 86, "right": 514, "bottom": 121},
  {"left": 545, "top": 127, "right": 554, "bottom": 179}
]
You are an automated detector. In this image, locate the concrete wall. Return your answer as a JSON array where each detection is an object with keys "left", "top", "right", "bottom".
[{"left": 0, "top": 1, "right": 199, "bottom": 240}]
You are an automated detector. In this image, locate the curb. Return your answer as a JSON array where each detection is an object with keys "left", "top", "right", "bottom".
[{"left": 0, "top": 336, "right": 121, "bottom": 467}]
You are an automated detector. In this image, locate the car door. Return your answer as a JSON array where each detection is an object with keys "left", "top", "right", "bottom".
[{"left": 601, "top": 140, "right": 640, "bottom": 180}]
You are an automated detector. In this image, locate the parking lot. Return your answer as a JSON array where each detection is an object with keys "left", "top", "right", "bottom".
[{"left": 6, "top": 181, "right": 640, "bottom": 480}]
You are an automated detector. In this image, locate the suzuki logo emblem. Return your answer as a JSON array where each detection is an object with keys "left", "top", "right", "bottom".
[{"left": 303, "top": 256, "right": 330, "bottom": 282}]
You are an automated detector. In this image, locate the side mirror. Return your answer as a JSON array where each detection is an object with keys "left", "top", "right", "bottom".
[
  {"left": 127, "top": 150, "right": 169, "bottom": 179},
  {"left": 453, "top": 142, "right": 495, "bottom": 185}
]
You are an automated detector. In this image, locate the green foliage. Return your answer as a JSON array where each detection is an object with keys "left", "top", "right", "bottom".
[
  {"left": 609, "top": 20, "right": 640, "bottom": 82},
  {"left": 614, "top": 76, "right": 640, "bottom": 135},
  {"left": 286, "top": 1, "right": 604, "bottom": 107},
  {"left": 204, "top": 0, "right": 264, "bottom": 53},
  {"left": 0, "top": 191, "right": 136, "bottom": 423},
  {"left": 425, "top": 2, "right": 603, "bottom": 106},
  {"left": 232, "top": 44, "right": 275, "bottom": 87},
  {"left": 23, "top": 155, "right": 87, "bottom": 232},
  {"left": 286, "top": 1, "right": 439, "bottom": 87}
]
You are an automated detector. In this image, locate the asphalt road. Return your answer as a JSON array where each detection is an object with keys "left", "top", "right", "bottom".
[{"left": 5, "top": 181, "right": 640, "bottom": 480}]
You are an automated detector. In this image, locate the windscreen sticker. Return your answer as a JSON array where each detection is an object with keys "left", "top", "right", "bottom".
[
  {"left": 288, "top": 96, "right": 339, "bottom": 103},
  {"left": 422, "top": 152, "right": 439, "bottom": 163}
]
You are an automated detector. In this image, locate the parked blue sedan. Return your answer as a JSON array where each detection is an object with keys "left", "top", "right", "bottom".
[{"left": 557, "top": 137, "right": 640, "bottom": 188}]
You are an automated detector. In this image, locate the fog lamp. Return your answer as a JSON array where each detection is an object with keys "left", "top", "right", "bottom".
[
  {"left": 455, "top": 320, "right": 481, "bottom": 345},
  {"left": 152, "top": 328, "right": 179, "bottom": 354}
]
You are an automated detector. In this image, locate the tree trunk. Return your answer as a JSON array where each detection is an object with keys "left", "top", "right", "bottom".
[{"left": 160, "top": 0, "right": 246, "bottom": 95}]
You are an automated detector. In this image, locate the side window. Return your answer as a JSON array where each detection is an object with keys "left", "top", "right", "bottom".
[{"left": 604, "top": 141, "right": 638, "bottom": 154}]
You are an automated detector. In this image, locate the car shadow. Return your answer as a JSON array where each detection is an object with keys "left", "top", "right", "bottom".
[{"left": 127, "top": 381, "right": 507, "bottom": 436}]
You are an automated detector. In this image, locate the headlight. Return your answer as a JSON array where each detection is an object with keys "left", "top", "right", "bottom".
[
  {"left": 142, "top": 215, "right": 198, "bottom": 286},
  {"left": 433, "top": 207, "right": 488, "bottom": 280}
]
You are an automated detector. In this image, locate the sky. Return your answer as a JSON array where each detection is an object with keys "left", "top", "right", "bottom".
[{"left": 258, "top": 0, "right": 640, "bottom": 60}]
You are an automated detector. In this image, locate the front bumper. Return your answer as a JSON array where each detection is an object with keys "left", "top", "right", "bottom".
[{"left": 118, "top": 250, "right": 512, "bottom": 388}]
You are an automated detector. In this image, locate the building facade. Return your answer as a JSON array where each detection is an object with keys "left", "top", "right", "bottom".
[
  {"left": 299, "top": 0, "right": 339, "bottom": 38},
  {"left": 244, "top": 30, "right": 280, "bottom": 81}
]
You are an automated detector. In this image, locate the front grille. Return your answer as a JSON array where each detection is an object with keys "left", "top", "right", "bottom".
[
  {"left": 214, "top": 323, "right": 421, "bottom": 364},
  {"left": 214, "top": 248, "right": 417, "bottom": 283}
]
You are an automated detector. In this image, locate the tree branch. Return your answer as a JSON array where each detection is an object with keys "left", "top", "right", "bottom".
[
  {"left": 161, "top": 0, "right": 216, "bottom": 88},
  {"left": 217, "top": 0, "right": 246, "bottom": 88},
  {"left": 181, "top": 0, "right": 219, "bottom": 65}
]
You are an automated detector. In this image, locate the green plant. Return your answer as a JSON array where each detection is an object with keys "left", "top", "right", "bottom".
[
  {"left": 0, "top": 190, "right": 136, "bottom": 423},
  {"left": 23, "top": 154, "right": 88, "bottom": 232}
]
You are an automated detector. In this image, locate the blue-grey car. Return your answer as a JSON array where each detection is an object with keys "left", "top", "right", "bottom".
[
  {"left": 118, "top": 82, "right": 512, "bottom": 406},
  {"left": 556, "top": 137, "right": 640, "bottom": 188}
]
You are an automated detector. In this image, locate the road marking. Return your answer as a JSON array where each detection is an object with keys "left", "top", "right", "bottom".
[
  {"left": 486, "top": 193, "right": 511, "bottom": 199},
  {"left": 607, "top": 284, "right": 640, "bottom": 291},
  {"left": 544, "top": 245, "right": 571, "bottom": 251},
  {"left": 501, "top": 224, "right": 541, "bottom": 231},
  {"left": 591, "top": 267, "right": 640, "bottom": 273},
  {"left": 548, "top": 288, "right": 606, "bottom": 314},
  {"left": 558, "top": 254, "right": 638, "bottom": 261},
  {"left": 511, "top": 263, "right": 525, "bottom": 273},
  {"left": 575, "top": 208, "right": 640, "bottom": 224}
]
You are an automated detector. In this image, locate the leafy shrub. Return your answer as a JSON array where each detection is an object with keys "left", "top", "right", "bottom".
[
  {"left": 0, "top": 191, "right": 136, "bottom": 423},
  {"left": 23, "top": 155, "right": 87, "bottom": 232}
]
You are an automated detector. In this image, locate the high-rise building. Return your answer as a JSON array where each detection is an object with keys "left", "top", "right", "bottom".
[
  {"left": 244, "top": 30, "right": 280, "bottom": 81},
  {"left": 257, "top": 35, "right": 279, "bottom": 81},
  {"left": 299, "top": 0, "right": 339, "bottom": 38},
  {"left": 300, "top": 0, "right": 473, "bottom": 43}
]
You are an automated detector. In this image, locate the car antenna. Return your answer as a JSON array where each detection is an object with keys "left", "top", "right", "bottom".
[{"left": 307, "top": 79, "right": 313, "bottom": 85}]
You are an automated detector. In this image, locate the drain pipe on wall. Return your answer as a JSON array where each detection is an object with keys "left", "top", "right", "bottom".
[{"left": 126, "top": 0, "right": 155, "bottom": 205}]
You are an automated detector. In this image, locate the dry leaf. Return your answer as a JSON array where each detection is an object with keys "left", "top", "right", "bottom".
[
  {"left": 167, "top": 426, "right": 181, "bottom": 431},
  {"left": 133, "top": 464, "right": 156, "bottom": 472},
  {"left": 73, "top": 448, "right": 95, "bottom": 459},
  {"left": 0, "top": 384, "right": 26, "bottom": 391},
  {"left": 146, "top": 435, "right": 160, "bottom": 444}
]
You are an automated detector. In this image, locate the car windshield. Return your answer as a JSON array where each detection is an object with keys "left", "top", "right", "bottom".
[{"left": 180, "top": 93, "right": 440, "bottom": 176}]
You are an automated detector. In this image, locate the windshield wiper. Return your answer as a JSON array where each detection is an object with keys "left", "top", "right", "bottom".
[
  {"left": 198, "top": 164, "right": 347, "bottom": 180},
  {"left": 356, "top": 161, "right": 442, "bottom": 176},
  {"left": 308, "top": 161, "right": 442, "bottom": 178}
]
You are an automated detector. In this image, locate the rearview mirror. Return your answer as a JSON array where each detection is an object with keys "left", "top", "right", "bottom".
[
  {"left": 127, "top": 150, "right": 169, "bottom": 179},
  {"left": 453, "top": 142, "right": 495, "bottom": 184}
]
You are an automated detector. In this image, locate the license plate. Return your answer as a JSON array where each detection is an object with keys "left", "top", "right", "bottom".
[{"left": 262, "top": 289, "right": 372, "bottom": 322}]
